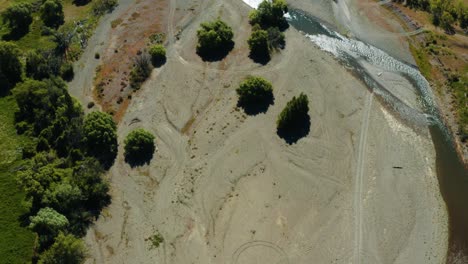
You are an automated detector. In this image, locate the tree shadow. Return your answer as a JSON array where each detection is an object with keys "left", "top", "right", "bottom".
[
  {"left": 125, "top": 151, "right": 154, "bottom": 168},
  {"left": 152, "top": 57, "right": 167, "bottom": 68},
  {"left": 72, "top": 0, "right": 91, "bottom": 6},
  {"left": 197, "top": 41, "right": 234, "bottom": 62},
  {"left": 277, "top": 114, "right": 311, "bottom": 144},
  {"left": 249, "top": 49, "right": 271, "bottom": 65},
  {"left": 237, "top": 92, "right": 274, "bottom": 116},
  {"left": 2, "top": 28, "right": 29, "bottom": 41}
]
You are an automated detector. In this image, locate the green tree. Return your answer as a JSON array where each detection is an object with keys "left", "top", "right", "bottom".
[
  {"left": 38, "top": 232, "right": 86, "bottom": 264},
  {"left": 1, "top": 3, "right": 33, "bottom": 33},
  {"left": 249, "top": 0, "right": 288, "bottom": 29},
  {"left": 0, "top": 41, "right": 22, "bottom": 93},
  {"left": 236, "top": 76, "right": 274, "bottom": 114},
  {"left": 248, "top": 28, "right": 269, "bottom": 60},
  {"left": 83, "top": 111, "right": 118, "bottom": 167},
  {"left": 277, "top": 93, "right": 310, "bottom": 143},
  {"left": 441, "top": 11, "right": 455, "bottom": 33},
  {"left": 40, "top": 0, "right": 65, "bottom": 29},
  {"left": 25, "top": 49, "right": 63, "bottom": 80},
  {"left": 29, "top": 207, "right": 69, "bottom": 246},
  {"left": 149, "top": 44, "right": 166, "bottom": 66},
  {"left": 124, "top": 128, "right": 156, "bottom": 166},
  {"left": 196, "top": 19, "right": 234, "bottom": 60},
  {"left": 267, "top": 27, "right": 285, "bottom": 50},
  {"left": 71, "top": 158, "right": 110, "bottom": 211}
]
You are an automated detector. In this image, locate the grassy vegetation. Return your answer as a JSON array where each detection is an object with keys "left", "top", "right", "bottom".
[
  {"left": 448, "top": 67, "right": 468, "bottom": 138},
  {"left": 0, "top": 96, "right": 35, "bottom": 264},
  {"left": 409, "top": 43, "right": 432, "bottom": 80}
]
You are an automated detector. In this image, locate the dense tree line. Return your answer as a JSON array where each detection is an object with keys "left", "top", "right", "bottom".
[{"left": 393, "top": 0, "right": 467, "bottom": 33}]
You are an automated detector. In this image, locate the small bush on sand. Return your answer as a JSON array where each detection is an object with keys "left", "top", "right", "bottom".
[
  {"left": 149, "top": 44, "right": 166, "bottom": 67},
  {"left": 130, "top": 53, "right": 152, "bottom": 89}
]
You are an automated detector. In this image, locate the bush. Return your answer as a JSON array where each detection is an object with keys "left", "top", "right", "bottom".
[
  {"left": 196, "top": 19, "right": 234, "bottom": 61},
  {"left": 129, "top": 54, "right": 152, "bottom": 89},
  {"left": 29, "top": 207, "right": 69, "bottom": 247},
  {"left": 267, "top": 27, "right": 285, "bottom": 50},
  {"left": 249, "top": 0, "right": 288, "bottom": 30},
  {"left": 277, "top": 93, "right": 310, "bottom": 143},
  {"left": 236, "top": 76, "right": 274, "bottom": 114},
  {"left": 149, "top": 44, "right": 166, "bottom": 67},
  {"left": 0, "top": 41, "right": 22, "bottom": 94},
  {"left": 38, "top": 232, "right": 86, "bottom": 264},
  {"left": 83, "top": 111, "right": 118, "bottom": 168},
  {"left": 92, "top": 0, "right": 118, "bottom": 16},
  {"left": 40, "top": 0, "right": 65, "bottom": 29},
  {"left": 1, "top": 3, "right": 33, "bottom": 35},
  {"left": 124, "top": 128, "right": 155, "bottom": 166},
  {"left": 25, "top": 49, "right": 63, "bottom": 80}
]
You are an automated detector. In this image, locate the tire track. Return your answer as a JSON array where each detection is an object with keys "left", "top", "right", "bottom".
[{"left": 353, "top": 92, "right": 373, "bottom": 264}]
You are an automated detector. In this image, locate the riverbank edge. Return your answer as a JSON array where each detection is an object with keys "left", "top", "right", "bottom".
[{"left": 376, "top": 1, "right": 468, "bottom": 168}]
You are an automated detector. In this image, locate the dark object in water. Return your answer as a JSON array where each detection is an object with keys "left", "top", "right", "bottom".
[{"left": 393, "top": 166, "right": 403, "bottom": 169}]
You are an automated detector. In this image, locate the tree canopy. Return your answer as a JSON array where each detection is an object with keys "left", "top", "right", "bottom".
[
  {"left": 196, "top": 19, "right": 234, "bottom": 60},
  {"left": 124, "top": 128, "right": 156, "bottom": 166},
  {"left": 249, "top": 0, "right": 288, "bottom": 30},
  {"left": 236, "top": 76, "right": 274, "bottom": 114},
  {"left": 1, "top": 3, "right": 33, "bottom": 34},
  {"left": 38, "top": 232, "right": 86, "bottom": 264},
  {"left": 248, "top": 28, "right": 270, "bottom": 63},
  {"left": 12, "top": 78, "right": 83, "bottom": 156},
  {"left": 0, "top": 41, "right": 22, "bottom": 94},
  {"left": 277, "top": 93, "right": 310, "bottom": 143},
  {"left": 40, "top": 0, "right": 65, "bottom": 29},
  {"left": 83, "top": 111, "right": 118, "bottom": 167}
]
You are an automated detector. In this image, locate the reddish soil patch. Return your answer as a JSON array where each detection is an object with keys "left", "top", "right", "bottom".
[{"left": 94, "top": 0, "right": 169, "bottom": 122}]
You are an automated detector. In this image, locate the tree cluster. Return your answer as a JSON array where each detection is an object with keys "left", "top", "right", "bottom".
[
  {"left": 196, "top": 19, "right": 234, "bottom": 61},
  {"left": 124, "top": 129, "right": 156, "bottom": 167},
  {"left": 248, "top": 0, "right": 288, "bottom": 63},
  {"left": 392, "top": 0, "right": 467, "bottom": 33}
]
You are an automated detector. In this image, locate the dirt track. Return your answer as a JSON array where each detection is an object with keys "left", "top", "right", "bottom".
[{"left": 78, "top": 0, "right": 447, "bottom": 263}]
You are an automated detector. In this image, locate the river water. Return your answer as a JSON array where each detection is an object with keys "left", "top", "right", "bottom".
[{"left": 285, "top": 8, "right": 468, "bottom": 263}]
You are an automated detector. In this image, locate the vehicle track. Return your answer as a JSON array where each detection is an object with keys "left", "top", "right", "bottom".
[{"left": 353, "top": 91, "right": 373, "bottom": 264}]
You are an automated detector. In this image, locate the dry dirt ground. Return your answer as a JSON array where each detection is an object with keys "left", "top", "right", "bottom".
[{"left": 80, "top": 0, "right": 447, "bottom": 263}]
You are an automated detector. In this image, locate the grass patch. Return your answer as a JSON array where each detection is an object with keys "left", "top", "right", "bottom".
[
  {"left": 0, "top": 96, "right": 35, "bottom": 264},
  {"left": 410, "top": 42, "right": 432, "bottom": 80},
  {"left": 449, "top": 68, "right": 468, "bottom": 138}
]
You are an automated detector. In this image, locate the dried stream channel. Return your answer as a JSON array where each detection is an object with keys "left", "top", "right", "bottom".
[{"left": 287, "top": 9, "right": 468, "bottom": 264}]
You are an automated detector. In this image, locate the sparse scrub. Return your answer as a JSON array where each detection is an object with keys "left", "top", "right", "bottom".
[{"left": 130, "top": 53, "right": 153, "bottom": 89}]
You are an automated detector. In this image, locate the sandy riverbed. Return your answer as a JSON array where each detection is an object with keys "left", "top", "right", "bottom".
[{"left": 80, "top": 0, "right": 447, "bottom": 263}]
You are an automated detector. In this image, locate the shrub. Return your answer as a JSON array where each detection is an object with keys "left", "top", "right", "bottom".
[
  {"left": 149, "top": 44, "right": 166, "bottom": 67},
  {"left": 277, "top": 93, "right": 310, "bottom": 143},
  {"left": 83, "top": 111, "right": 118, "bottom": 168},
  {"left": 196, "top": 19, "right": 234, "bottom": 61},
  {"left": 38, "top": 232, "right": 86, "bottom": 264},
  {"left": 1, "top": 3, "right": 33, "bottom": 34},
  {"left": 29, "top": 207, "right": 69, "bottom": 247},
  {"left": 40, "top": 0, "right": 65, "bottom": 29},
  {"left": 0, "top": 41, "right": 22, "bottom": 94},
  {"left": 25, "top": 49, "right": 63, "bottom": 80},
  {"left": 129, "top": 54, "right": 152, "bottom": 89},
  {"left": 236, "top": 76, "right": 274, "bottom": 114},
  {"left": 124, "top": 128, "right": 155, "bottom": 166},
  {"left": 92, "top": 0, "right": 118, "bottom": 16},
  {"left": 267, "top": 27, "right": 285, "bottom": 50},
  {"left": 249, "top": 0, "right": 288, "bottom": 30}
]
